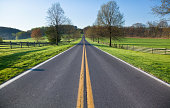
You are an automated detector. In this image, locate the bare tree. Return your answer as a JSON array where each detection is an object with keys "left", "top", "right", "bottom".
[
  {"left": 96, "top": 0, "right": 124, "bottom": 46},
  {"left": 157, "top": 19, "right": 169, "bottom": 27},
  {"left": 47, "top": 3, "right": 70, "bottom": 45},
  {"left": 132, "top": 23, "right": 146, "bottom": 28},
  {"left": 152, "top": 0, "right": 170, "bottom": 16}
]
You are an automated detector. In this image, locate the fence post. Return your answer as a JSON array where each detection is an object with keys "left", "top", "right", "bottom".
[
  {"left": 39, "top": 42, "right": 40, "bottom": 47},
  {"left": 152, "top": 48, "right": 153, "bottom": 54},
  {"left": 165, "top": 48, "right": 167, "bottom": 55},
  {"left": 20, "top": 42, "right": 22, "bottom": 48},
  {"left": 10, "top": 41, "right": 12, "bottom": 49},
  {"left": 34, "top": 42, "right": 35, "bottom": 47}
]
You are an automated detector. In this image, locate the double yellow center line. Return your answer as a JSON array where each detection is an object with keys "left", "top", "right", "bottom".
[{"left": 77, "top": 42, "right": 95, "bottom": 108}]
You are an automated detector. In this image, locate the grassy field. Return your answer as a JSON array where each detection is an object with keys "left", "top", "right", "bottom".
[
  {"left": 1, "top": 37, "right": 80, "bottom": 49},
  {"left": 95, "top": 37, "right": 170, "bottom": 48},
  {"left": 1, "top": 38, "right": 48, "bottom": 49},
  {"left": 86, "top": 38, "right": 170, "bottom": 83},
  {"left": 0, "top": 38, "right": 81, "bottom": 84},
  {"left": 3, "top": 34, "right": 81, "bottom": 43}
]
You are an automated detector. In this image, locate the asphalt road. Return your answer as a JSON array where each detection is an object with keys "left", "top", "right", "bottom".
[{"left": 0, "top": 37, "right": 170, "bottom": 108}]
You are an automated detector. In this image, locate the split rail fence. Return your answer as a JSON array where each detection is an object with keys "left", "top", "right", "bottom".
[
  {"left": 100, "top": 42, "right": 170, "bottom": 55},
  {"left": 0, "top": 41, "right": 51, "bottom": 49}
]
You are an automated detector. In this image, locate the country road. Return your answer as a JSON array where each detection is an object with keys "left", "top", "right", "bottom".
[{"left": 0, "top": 37, "right": 170, "bottom": 108}]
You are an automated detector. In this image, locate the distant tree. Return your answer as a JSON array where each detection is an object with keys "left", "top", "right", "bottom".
[
  {"left": 92, "top": 26, "right": 102, "bottom": 43},
  {"left": 15, "top": 32, "right": 23, "bottom": 40},
  {"left": 96, "top": 0, "right": 124, "bottom": 46},
  {"left": 31, "top": 28, "right": 42, "bottom": 42},
  {"left": 85, "top": 26, "right": 96, "bottom": 42},
  {"left": 132, "top": 23, "right": 146, "bottom": 28},
  {"left": 12, "top": 33, "right": 16, "bottom": 38},
  {"left": 31, "top": 27, "right": 47, "bottom": 36},
  {"left": 162, "top": 27, "right": 170, "bottom": 38},
  {"left": 157, "top": 19, "right": 168, "bottom": 27},
  {"left": 47, "top": 2, "right": 71, "bottom": 45},
  {"left": 12, "top": 31, "right": 31, "bottom": 40},
  {"left": 152, "top": 0, "right": 170, "bottom": 16},
  {"left": 61, "top": 25, "right": 75, "bottom": 41},
  {"left": 131, "top": 23, "right": 146, "bottom": 37},
  {"left": 73, "top": 30, "right": 81, "bottom": 39}
]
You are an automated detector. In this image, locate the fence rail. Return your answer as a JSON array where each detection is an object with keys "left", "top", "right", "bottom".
[
  {"left": 99, "top": 42, "right": 170, "bottom": 55},
  {"left": 0, "top": 41, "right": 52, "bottom": 49}
]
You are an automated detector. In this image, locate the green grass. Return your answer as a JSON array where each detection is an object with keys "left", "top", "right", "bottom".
[
  {"left": 0, "top": 38, "right": 81, "bottom": 84},
  {"left": 1, "top": 37, "right": 81, "bottom": 49},
  {"left": 95, "top": 37, "right": 170, "bottom": 48},
  {"left": 87, "top": 38, "right": 170, "bottom": 83}
]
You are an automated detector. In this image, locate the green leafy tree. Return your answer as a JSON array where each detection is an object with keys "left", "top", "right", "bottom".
[
  {"left": 45, "top": 26, "right": 58, "bottom": 44},
  {"left": 15, "top": 32, "right": 23, "bottom": 40}
]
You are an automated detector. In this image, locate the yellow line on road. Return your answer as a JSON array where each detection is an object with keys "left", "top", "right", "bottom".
[
  {"left": 85, "top": 46, "right": 95, "bottom": 108},
  {"left": 77, "top": 40, "right": 95, "bottom": 108},
  {"left": 76, "top": 44, "right": 85, "bottom": 108}
]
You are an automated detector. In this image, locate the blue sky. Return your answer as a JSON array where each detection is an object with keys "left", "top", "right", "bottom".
[{"left": 0, "top": 0, "right": 162, "bottom": 31}]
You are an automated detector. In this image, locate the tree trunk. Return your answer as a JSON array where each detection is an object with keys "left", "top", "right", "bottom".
[
  {"left": 56, "top": 33, "right": 58, "bottom": 45},
  {"left": 98, "top": 37, "right": 99, "bottom": 43},
  {"left": 109, "top": 26, "right": 112, "bottom": 47},
  {"left": 56, "top": 38, "right": 58, "bottom": 45},
  {"left": 55, "top": 26, "right": 58, "bottom": 45}
]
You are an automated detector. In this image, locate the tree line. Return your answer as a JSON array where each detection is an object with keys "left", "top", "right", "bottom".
[
  {"left": 84, "top": 0, "right": 170, "bottom": 47},
  {"left": 123, "top": 20, "right": 170, "bottom": 38},
  {"left": 30, "top": 25, "right": 81, "bottom": 43},
  {"left": 85, "top": 20, "right": 170, "bottom": 43}
]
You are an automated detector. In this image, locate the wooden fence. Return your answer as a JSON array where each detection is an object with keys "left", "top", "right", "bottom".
[
  {"left": 0, "top": 41, "right": 51, "bottom": 49},
  {"left": 100, "top": 42, "right": 170, "bottom": 55}
]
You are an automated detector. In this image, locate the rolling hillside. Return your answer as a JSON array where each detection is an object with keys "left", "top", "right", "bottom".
[{"left": 0, "top": 27, "right": 22, "bottom": 40}]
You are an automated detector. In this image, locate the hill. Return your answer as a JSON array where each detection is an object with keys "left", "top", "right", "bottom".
[{"left": 0, "top": 27, "right": 22, "bottom": 40}]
